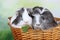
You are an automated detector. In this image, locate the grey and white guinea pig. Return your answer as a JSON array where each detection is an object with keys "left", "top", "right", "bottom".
[
  {"left": 11, "top": 8, "right": 24, "bottom": 25},
  {"left": 11, "top": 8, "right": 32, "bottom": 28},
  {"left": 29, "top": 6, "right": 58, "bottom": 30}
]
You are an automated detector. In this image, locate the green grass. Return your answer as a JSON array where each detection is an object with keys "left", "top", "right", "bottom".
[
  {"left": 0, "top": 17, "right": 14, "bottom": 40},
  {"left": 0, "top": 30, "right": 14, "bottom": 40}
]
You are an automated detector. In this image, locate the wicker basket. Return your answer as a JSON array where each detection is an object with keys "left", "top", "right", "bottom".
[{"left": 8, "top": 17, "right": 60, "bottom": 40}]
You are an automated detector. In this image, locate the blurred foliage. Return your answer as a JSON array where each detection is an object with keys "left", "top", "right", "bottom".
[
  {"left": 0, "top": 17, "right": 14, "bottom": 40},
  {"left": 0, "top": 30, "right": 13, "bottom": 40}
]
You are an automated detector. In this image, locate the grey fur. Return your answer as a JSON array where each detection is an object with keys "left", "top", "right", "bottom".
[
  {"left": 12, "top": 8, "right": 32, "bottom": 25},
  {"left": 29, "top": 6, "right": 58, "bottom": 30},
  {"left": 12, "top": 8, "right": 24, "bottom": 25}
]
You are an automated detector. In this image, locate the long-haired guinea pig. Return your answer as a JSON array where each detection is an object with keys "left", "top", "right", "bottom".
[
  {"left": 29, "top": 6, "right": 58, "bottom": 30},
  {"left": 11, "top": 8, "right": 32, "bottom": 28}
]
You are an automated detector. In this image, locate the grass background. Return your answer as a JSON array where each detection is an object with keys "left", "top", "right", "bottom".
[{"left": 0, "top": 0, "right": 60, "bottom": 40}]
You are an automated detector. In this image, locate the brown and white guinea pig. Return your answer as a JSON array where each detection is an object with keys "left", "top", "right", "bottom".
[
  {"left": 11, "top": 8, "right": 32, "bottom": 28},
  {"left": 29, "top": 6, "right": 58, "bottom": 30}
]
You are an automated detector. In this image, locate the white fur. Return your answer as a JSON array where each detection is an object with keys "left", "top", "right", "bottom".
[
  {"left": 11, "top": 20, "right": 26, "bottom": 28},
  {"left": 22, "top": 8, "right": 32, "bottom": 25},
  {"left": 10, "top": 8, "right": 32, "bottom": 28},
  {"left": 33, "top": 8, "right": 48, "bottom": 27},
  {"left": 33, "top": 14, "right": 41, "bottom": 28},
  {"left": 34, "top": 14, "right": 40, "bottom": 25},
  {"left": 39, "top": 8, "right": 48, "bottom": 14},
  {"left": 33, "top": 8, "right": 48, "bottom": 29}
]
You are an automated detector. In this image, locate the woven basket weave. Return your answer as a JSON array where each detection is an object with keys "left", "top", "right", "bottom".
[{"left": 8, "top": 17, "right": 60, "bottom": 40}]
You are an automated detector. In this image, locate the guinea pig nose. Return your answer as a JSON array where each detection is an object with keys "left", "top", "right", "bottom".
[{"left": 36, "top": 24, "right": 40, "bottom": 26}]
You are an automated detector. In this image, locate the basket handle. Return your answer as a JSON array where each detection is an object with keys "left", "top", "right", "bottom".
[{"left": 8, "top": 17, "right": 12, "bottom": 25}]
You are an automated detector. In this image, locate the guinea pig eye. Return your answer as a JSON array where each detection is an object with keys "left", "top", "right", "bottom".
[
  {"left": 34, "top": 10, "right": 39, "bottom": 14},
  {"left": 31, "top": 16, "right": 34, "bottom": 18},
  {"left": 31, "top": 15, "right": 34, "bottom": 18},
  {"left": 29, "top": 14, "right": 34, "bottom": 18}
]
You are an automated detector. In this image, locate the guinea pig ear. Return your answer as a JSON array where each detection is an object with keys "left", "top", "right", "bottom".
[
  {"left": 17, "top": 8, "right": 24, "bottom": 15},
  {"left": 33, "top": 7, "right": 42, "bottom": 14},
  {"left": 33, "top": 6, "right": 40, "bottom": 10},
  {"left": 27, "top": 8, "right": 33, "bottom": 14},
  {"left": 27, "top": 8, "right": 34, "bottom": 17}
]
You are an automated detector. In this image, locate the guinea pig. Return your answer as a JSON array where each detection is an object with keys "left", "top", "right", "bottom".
[
  {"left": 11, "top": 8, "right": 32, "bottom": 28},
  {"left": 29, "top": 6, "right": 58, "bottom": 30}
]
